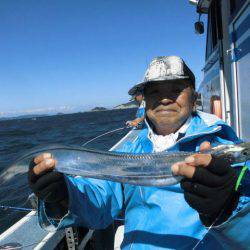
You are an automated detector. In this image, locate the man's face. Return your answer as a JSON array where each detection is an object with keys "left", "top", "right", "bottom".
[
  {"left": 144, "top": 81, "right": 195, "bottom": 134},
  {"left": 135, "top": 94, "right": 143, "bottom": 103}
]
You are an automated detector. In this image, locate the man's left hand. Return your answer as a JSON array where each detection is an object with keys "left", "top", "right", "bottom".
[{"left": 171, "top": 141, "right": 239, "bottom": 226}]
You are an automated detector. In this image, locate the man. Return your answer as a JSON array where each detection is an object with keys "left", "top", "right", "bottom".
[
  {"left": 126, "top": 89, "right": 145, "bottom": 128},
  {"left": 29, "top": 56, "right": 250, "bottom": 249}
]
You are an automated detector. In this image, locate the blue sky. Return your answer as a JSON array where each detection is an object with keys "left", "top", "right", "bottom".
[{"left": 0, "top": 0, "right": 206, "bottom": 116}]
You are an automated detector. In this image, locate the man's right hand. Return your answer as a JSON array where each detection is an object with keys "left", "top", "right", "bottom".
[
  {"left": 28, "top": 153, "right": 68, "bottom": 205},
  {"left": 126, "top": 120, "right": 139, "bottom": 127}
]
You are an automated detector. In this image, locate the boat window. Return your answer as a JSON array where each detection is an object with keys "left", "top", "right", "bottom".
[
  {"left": 230, "top": 0, "right": 237, "bottom": 13},
  {"left": 205, "top": 0, "right": 222, "bottom": 59},
  {"left": 230, "top": 0, "right": 247, "bottom": 21},
  {"left": 205, "top": 17, "right": 213, "bottom": 59}
]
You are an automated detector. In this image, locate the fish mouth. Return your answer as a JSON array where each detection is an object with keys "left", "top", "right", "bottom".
[{"left": 239, "top": 142, "right": 250, "bottom": 158}]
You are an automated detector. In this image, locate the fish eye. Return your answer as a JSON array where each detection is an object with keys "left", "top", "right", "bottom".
[{"left": 242, "top": 149, "right": 249, "bottom": 156}]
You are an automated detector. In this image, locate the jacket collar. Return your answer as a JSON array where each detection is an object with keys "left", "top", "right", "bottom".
[
  {"left": 146, "top": 116, "right": 192, "bottom": 152},
  {"left": 138, "top": 111, "right": 233, "bottom": 152},
  {"left": 145, "top": 111, "right": 224, "bottom": 139}
]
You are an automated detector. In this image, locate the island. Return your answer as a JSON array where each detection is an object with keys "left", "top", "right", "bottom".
[
  {"left": 113, "top": 100, "right": 138, "bottom": 110},
  {"left": 91, "top": 107, "right": 108, "bottom": 112}
]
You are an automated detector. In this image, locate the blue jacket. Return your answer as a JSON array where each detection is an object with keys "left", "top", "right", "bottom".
[
  {"left": 135, "top": 100, "right": 145, "bottom": 128},
  {"left": 39, "top": 111, "right": 250, "bottom": 249},
  {"left": 136, "top": 101, "right": 145, "bottom": 119}
]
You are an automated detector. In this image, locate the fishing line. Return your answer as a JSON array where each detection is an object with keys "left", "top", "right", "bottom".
[
  {"left": 0, "top": 205, "right": 34, "bottom": 212},
  {"left": 0, "top": 195, "right": 34, "bottom": 224},
  {"left": 81, "top": 126, "right": 129, "bottom": 147},
  {"left": 192, "top": 192, "right": 235, "bottom": 249},
  {"left": 192, "top": 159, "right": 250, "bottom": 249}
]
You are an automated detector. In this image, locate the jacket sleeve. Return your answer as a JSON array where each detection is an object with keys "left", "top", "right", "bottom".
[
  {"left": 211, "top": 156, "right": 250, "bottom": 247},
  {"left": 211, "top": 178, "right": 250, "bottom": 248},
  {"left": 38, "top": 176, "right": 123, "bottom": 231}
]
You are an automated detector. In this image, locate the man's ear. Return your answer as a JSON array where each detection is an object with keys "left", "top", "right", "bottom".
[
  {"left": 193, "top": 91, "right": 198, "bottom": 102},
  {"left": 192, "top": 91, "right": 198, "bottom": 112}
]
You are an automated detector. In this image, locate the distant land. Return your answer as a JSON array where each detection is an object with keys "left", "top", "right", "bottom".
[
  {"left": 114, "top": 100, "right": 137, "bottom": 110},
  {"left": 0, "top": 114, "right": 49, "bottom": 121},
  {"left": 91, "top": 107, "right": 108, "bottom": 112},
  {"left": 91, "top": 100, "right": 138, "bottom": 112},
  {"left": 0, "top": 101, "right": 139, "bottom": 120}
]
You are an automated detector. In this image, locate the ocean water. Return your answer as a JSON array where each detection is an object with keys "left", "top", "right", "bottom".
[{"left": 0, "top": 108, "right": 137, "bottom": 234}]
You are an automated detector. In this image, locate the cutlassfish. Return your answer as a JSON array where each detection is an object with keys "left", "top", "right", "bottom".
[{"left": 11, "top": 142, "right": 250, "bottom": 187}]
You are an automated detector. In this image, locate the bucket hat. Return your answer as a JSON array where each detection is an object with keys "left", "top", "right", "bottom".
[{"left": 128, "top": 56, "right": 195, "bottom": 94}]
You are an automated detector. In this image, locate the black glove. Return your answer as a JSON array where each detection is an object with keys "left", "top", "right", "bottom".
[
  {"left": 28, "top": 158, "right": 69, "bottom": 205},
  {"left": 181, "top": 155, "right": 240, "bottom": 226}
]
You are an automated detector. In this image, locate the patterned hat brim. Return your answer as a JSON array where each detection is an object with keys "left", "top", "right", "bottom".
[{"left": 131, "top": 75, "right": 193, "bottom": 93}]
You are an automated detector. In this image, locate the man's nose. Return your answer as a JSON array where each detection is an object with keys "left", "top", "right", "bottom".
[{"left": 160, "top": 97, "right": 174, "bottom": 105}]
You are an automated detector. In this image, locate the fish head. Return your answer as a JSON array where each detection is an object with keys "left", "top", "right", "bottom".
[
  {"left": 237, "top": 142, "right": 250, "bottom": 163},
  {"left": 220, "top": 142, "right": 250, "bottom": 164}
]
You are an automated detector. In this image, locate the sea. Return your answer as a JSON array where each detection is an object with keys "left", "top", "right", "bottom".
[{"left": 0, "top": 108, "right": 137, "bottom": 235}]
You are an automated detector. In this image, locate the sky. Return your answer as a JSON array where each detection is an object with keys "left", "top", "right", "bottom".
[{"left": 0, "top": 0, "right": 206, "bottom": 117}]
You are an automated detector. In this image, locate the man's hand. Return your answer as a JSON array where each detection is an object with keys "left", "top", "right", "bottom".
[
  {"left": 28, "top": 153, "right": 69, "bottom": 206},
  {"left": 126, "top": 120, "right": 139, "bottom": 127},
  {"left": 171, "top": 141, "right": 239, "bottom": 226}
]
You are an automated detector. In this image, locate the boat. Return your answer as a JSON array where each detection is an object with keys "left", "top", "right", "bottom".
[{"left": 193, "top": 0, "right": 250, "bottom": 140}]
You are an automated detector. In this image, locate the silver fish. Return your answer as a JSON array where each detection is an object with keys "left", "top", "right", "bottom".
[{"left": 12, "top": 142, "right": 250, "bottom": 187}]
